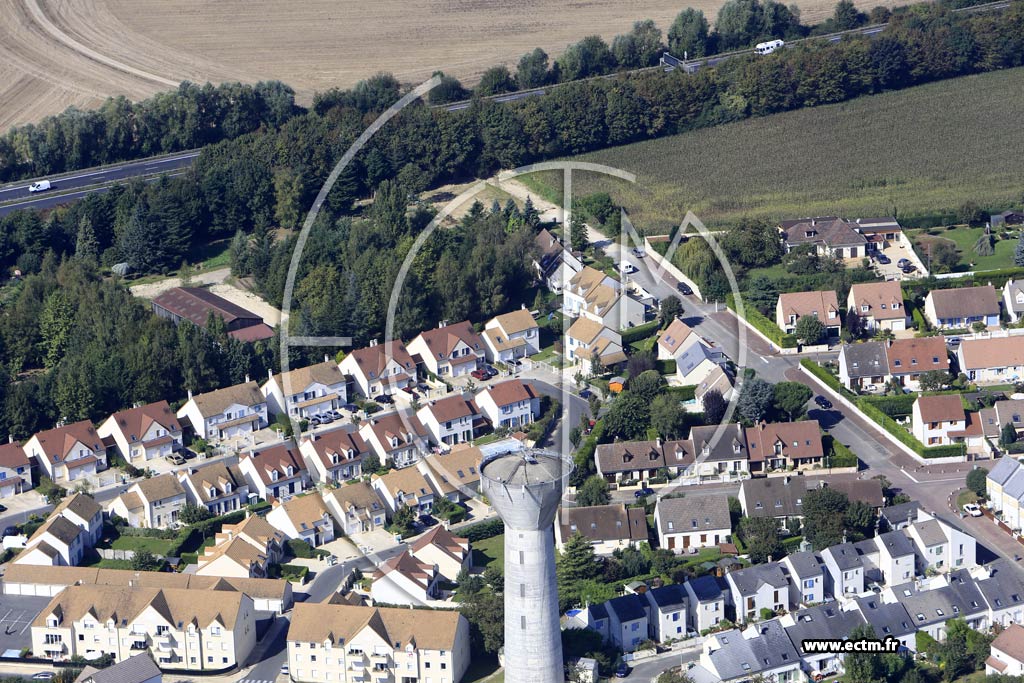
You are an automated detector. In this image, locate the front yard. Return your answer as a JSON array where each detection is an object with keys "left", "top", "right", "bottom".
[{"left": 472, "top": 533, "right": 504, "bottom": 571}]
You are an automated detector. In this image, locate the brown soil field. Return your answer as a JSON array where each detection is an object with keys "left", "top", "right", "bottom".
[{"left": 2, "top": 0, "right": 898, "bottom": 131}]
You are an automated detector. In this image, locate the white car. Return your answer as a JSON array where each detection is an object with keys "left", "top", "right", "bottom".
[
  {"left": 963, "top": 503, "right": 982, "bottom": 517},
  {"left": 28, "top": 180, "right": 52, "bottom": 193},
  {"left": 618, "top": 262, "right": 637, "bottom": 275}
]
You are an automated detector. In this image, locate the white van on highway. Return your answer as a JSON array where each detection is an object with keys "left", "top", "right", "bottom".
[
  {"left": 28, "top": 180, "right": 51, "bottom": 193},
  {"left": 754, "top": 39, "right": 785, "bottom": 55}
]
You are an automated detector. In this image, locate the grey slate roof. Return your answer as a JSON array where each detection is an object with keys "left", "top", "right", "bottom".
[
  {"left": 690, "top": 424, "right": 747, "bottom": 462},
  {"left": 656, "top": 495, "right": 732, "bottom": 535},
  {"left": 785, "top": 604, "right": 866, "bottom": 653},
  {"left": 852, "top": 596, "right": 915, "bottom": 639},
  {"left": 784, "top": 551, "right": 823, "bottom": 579},
  {"left": 911, "top": 520, "right": 947, "bottom": 547},
  {"left": 607, "top": 594, "right": 647, "bottom": 622},
  {"left": 880, "top": 500, "right": 921, "bottom": 528},
  {"left": 895, "top": 570, "right": 985, "bottom": 627},
  {"left": 687, "top": 574, "right": 723, "bottom": 602},
  {"left": 647, "top": 584, "right": 688, "bottom": 610},
  {"left": 878, "top": 530, "right": 915, "bottom": 557},
  {"left": 823, "top": 543, "right": 863, "bottom": 571},
  {"left": 589, "top": 603, "right": 609, "bottom": 621},
  {"left": 977, "top": 559, "right": 1024, "bottom": 613},
  {"left": 707, "top": 620, "right": 800, "bottom": 680},
  {"left": 75, "top": 653, "right": 162, "bottom": 683},
  {"left": 1006, "top": 280, "right": 1024, "bottom": 314},
  {"left": 1004, "top": 467, "right": 1024, "bottom": 501},
  {"left": 840, "top": 342, "right": 889, "bottom": 379},
  {"left": 727, "top": 563, "right": 790, "bottom": 595}
]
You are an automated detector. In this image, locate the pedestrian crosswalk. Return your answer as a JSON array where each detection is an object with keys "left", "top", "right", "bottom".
[{"left": 238, "top": 678, "right": 276, "bottom": 683}]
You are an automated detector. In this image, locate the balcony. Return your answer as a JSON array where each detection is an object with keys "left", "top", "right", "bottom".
[{"left": 371, "top": 653, "right": 390, "bottom": 664}]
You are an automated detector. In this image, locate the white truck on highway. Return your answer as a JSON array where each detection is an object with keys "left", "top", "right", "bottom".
[{"left": 28, "top": 180, "right": 51, "bottom": 193}]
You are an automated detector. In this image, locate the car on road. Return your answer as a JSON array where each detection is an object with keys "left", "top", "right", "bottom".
[
  {"left": 874, "top": 253, "right": 891, "bottom": 265},
  {"left": 28, "top": 180, "right": 52, "bottom": 193},
  {"left": 814, "top": 396, "right": 833, "bottom": 410},
  {"left": 618, "top": 262, "right": 637, "bottom": 275},
  {"left": 634, "top": 487, "right": 656, "bottom": 498},
  {"left": 676, "top": 282, "right": 693, "bottom": 295},
  {"left": 376, "top": 394, "right": 395, "bottom": 405},
  {"left": 326, "top": 554, "right": 339, "bottom": 566},
  {"left": 280, "top": 664, "right": 289, "bottom": 677},
  {"left": 166, "top": 453, "right": 186, "bottom": 466},
  {"left": 615, "top": 664, "right": 631, "bottom": 678},
  {"left": 963, "top": 503, "right": 982, "bottom": 517},
  {"left": 631, "top": 247, "right": 646, "bottom": 258},
  {"left": 32, "top": 674, "right": 55, "bottom": 681},
  {"left": 471, "top": 368, "right": 489, "bottom": 381}
]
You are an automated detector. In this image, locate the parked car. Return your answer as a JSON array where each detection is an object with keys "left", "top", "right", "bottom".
[
  {"left": 615, "top": 664, "right": 631, "bottom": 678},
  {"left": 676, "top": 282, "right": 693, "bottom": 295},
  {"left": 579, "top": 389, "right": 593, "bottom": 399},
  {"left": 963, "top": 503, "right": 982, "bottom": 517},
  {"left": 342, "top": 403, "right": 360, "bottom": 412},
  {"left": 309, "top": 415, "right": 323, "bottom": 426},
  {"left": 166, "top": 453, "right": 186, "bottom": 466},
  {"left": 471, "top": 368, "right": 489, "bottom": 381},
  {"left": 618, "top": 262, "right": 637, "bottom": 275},
  {"left": 484, "top": 365, "right": 499, "bottom": 377},
  {"left": 901, "top": 263, "right": 917, "bottom": 274},
  {"left": 318, "top": 412, "right": 335, "bottom": 424},
  {"left": 897, "top": 258, "right": 910, "bottom": 268},
  {"left": 376, "top": 394, "right": 395, "bottom": 405},
  {"left": 3, "top": 526, "right": 19, "bottom": 537},
  {"left": 280, "top": 665, "right": 290, "bottom": 677},
  {"left": 875, "top": 253, "right": 891, "bottom": 265},
  {"left": 326, "top": 554, "right": 339, "bottom": 566},
  {"left": 32, "top": 674, "right": 55, "bottom": 681},
  {"left": 635, "top": 487, "right": 656, "bottom": 498},
  {"left": 631, "top": 247, "right": 646, "bottom": 258},
  {"left": 329, "top": 410, "right": 344, "bottom": 420},
  {"left": 814, "top": 396, "right": 833, "bottom": 410}
]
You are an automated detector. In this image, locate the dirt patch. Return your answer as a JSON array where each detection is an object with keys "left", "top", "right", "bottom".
[
  {"left": 3, "top": 0, "right": 900, "bottom": 130},
  {"left": 129, "top": 267, "right": 282, "bottom": 326}
]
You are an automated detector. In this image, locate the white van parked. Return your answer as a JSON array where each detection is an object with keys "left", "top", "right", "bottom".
[
  {"left": 754, "top": 39, "right": 785, "bottom": 55},
  {"left": 28, "top": 180, "right": 51, "bottom": 193}
]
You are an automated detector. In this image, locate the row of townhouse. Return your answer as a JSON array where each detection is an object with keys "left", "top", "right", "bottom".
[
  {"left": 364, "top": 526, "right": 471, "bottom": 606},
  {"left": 562, "top": 265, "right": 647, "bottom": 331},
  {"left": 910, "top": 396, "right": 1022, "bottom": 453},
  {"left": 594, "top": 419, "right": 831, "bottom": 486},
  {"left": 986, "top": 457, "right": 1024, "bottom": 531}
]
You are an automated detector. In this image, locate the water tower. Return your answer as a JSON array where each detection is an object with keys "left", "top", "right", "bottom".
[{"left": 480, "top": 448, "right": 573, "bottom": 683}]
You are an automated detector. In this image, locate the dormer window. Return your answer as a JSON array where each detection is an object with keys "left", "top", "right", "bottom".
[
  {"left": 271, "top": 471, "right": 279, "bottom": 481},
  {"left": 287, "top": 466, "right": 295, "bottom": 477},
  {"left": 209, "top": 488, "right": 217, "bottom": 498},
  {"left": 225, "top": 483, "right": 232, "bottom": 493}
]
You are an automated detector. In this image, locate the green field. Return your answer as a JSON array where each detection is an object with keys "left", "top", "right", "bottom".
[{"left": 524, "top": 68, "right": 1024, "bottom": 233}]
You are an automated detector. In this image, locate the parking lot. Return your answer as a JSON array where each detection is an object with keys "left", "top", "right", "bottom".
[{"left": 0, "top": 595, "right": 53, "bottom": 653}]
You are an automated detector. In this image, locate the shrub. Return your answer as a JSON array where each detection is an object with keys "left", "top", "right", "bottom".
[
  {"left": 621, "top": 321, "right": 661, "bottom": 345},
  {"left": 287, "top": 539, "right": 316, "bottom": 559},
  {"left": 823, "top": 435, "right": 858, "bottom": 468},
  {"left": 462, "top": 518, "right": 504, "bottom": 542}
]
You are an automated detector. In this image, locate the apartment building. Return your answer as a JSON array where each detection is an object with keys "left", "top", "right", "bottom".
[{"left": 286, "top": 602, "right": 470, "bottom": 683}]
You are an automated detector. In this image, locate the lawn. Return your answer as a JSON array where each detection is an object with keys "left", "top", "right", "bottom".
[
  {"left": 910, "top": 224, "right": 1020, "bottom": 273},
  {"left": 472, "top": 533, "right": 504, "bottom": 570},
  {"left": 111, "top": 535, "right": 176, "bottom": 555},
  {"left": 521, "top": 68, "right": 1024, "bottom": 232}
]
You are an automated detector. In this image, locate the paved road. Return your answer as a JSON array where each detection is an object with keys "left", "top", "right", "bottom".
[{"left": 0, "top": 150, "right": 197, "bottom": 217}]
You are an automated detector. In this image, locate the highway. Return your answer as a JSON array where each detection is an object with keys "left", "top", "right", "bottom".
[{"left": 0, "top": 150, "right": 198, "bottom": 217}]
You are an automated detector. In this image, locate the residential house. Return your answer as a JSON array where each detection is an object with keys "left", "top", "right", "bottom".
[
  {"left": 594, "top": 438, "right": 693, "bottom": 484},
  {"left": 890, "top": 570, "right": 986, "bottom": 641},
  {"left": 408, "top": 526, "right": 470, "bottom": 582},
  {"left": 998, "top": 463, "right": 1024, "bottom": 532},
  {"left": 416, "top": 395, "right": 480, "bottom": 447},
  {"left": 699, "top": 619, "right": 802, "bottom": 683},
  {"left": 689, "top": 424, "right": 749, "bottom": 479},
  {"left": 775, "top": 291, "right": 841, "bottom": 338},
  {"left": 958, "top": 337, "right": 1024, "bottom": 384},
  {"left": 876, "top": 531, "right": 916, "bottom": 585},
  {"left": 359, "top": 412, "right": 430, "bottom": 469},
  {"left": 656, "top": 318, "right": 701, "bottom": 361},
  {"left": 740, "top": 476, "right": 884, "bottom": 524},
  {"left": 725, "top": 564, "right": 791, "bottom": 622},
  {"left": 988, "top": 399, "right": 1024, "bottom": 441},
  {"left": 152, "top": 286, "right": 272, "bottom": 342},
  {"left": 684, "top": 575, "right": 726, "bottom": 633},
  {"left": 370, "top": 550, "right": 441, "bottom": 605},
  {"left": 475, "top": 380, "right": 541, "bottom": 431},
  {"left": 781, "top": 551, "right": 825, "bottom": 606},
  {"left": 1003, "top": 279, "right": 1024, "bottom": 323},
  {"left": 655, "top": 495, "right": 731, "bottom": 553},
  {"left": 31, "top": 584, "right": 256, "bottom": 671},
  {"left": 991, "top": 210, "right": 1024, "bottom": 228},
  {"left": 606, "top": 594, "right": 649, "bottom": 652},
  {"left": 16, "top": 515, "right": 88, "bottom": 566},
  {"left": 779, "top": 217, "right": 869, "bottom": 259},
  {"left": 73, "top": 653, "right": 162, "bottom": 683},
  {"left": 987, "top": 457, "right": 1024, "bottom": 525},
  {"left": 821, "top": 543, "right": 865, "bottom": 598},
  {"left": 106, "top": 473, "right": 187, "bottom": 529},
  {"left": 880, "top": 500, "right": 922, "bottom": 531},
  {"left": 175, "top": 381, "right": 267, "bottom": 444},
  {"left": 905, "top": 514, "right": 976, "bottom": 573},
  {"left": 238, "top": 440, "right": 309, "bottom": 500},
  {"left": 371, "top": 466, "right": 439, "bottom": 517},
  {"left": 911, "top": 395, "right": 974, "bottom": 448},
  {"left": 562, "top": 603, "right": 611, "bottom": 643},
  {"left": 694, "top": 366, "right": 735, "bottom": 404},
  {"left": 25, "top": 420, "right": 106, "bottom": 484},
  {"left": 848, "top": 596, "right": 915, "bottom": 652},
  {"left": 924, "top": 285, "right": 1001, "bottom": 329},
  {"left": 838, "top": 342, "right": 891, "bottom": 392},
  {"left": 673, "top": 339, "right": 728, "bottom": 387},
  {"left": 563, "top": 266, "right": 645, "bottom": 330},
  {"left": 555, "top": 504, "right": 649, "bottom": 555},
  {"left": 782, "top": 604, "right": 866, "bottom": 678},
  {"left": 565, "top": 317, "right": 627, "bottom": 375},
  {"left": 97, "top": 401, "right": 182, "bottom": 464},
  {"left": 196, "top": 514, "right": 284, "bottom": 579},
  {"left": 266, "top": 491, "right": 335, "bottom": 547},
  {"left": 418, "top": 445, "right": 483, "bottom": 500},
  {"left": 534, "top": 228, "right": 584, "bottom": 293},
  {"left": 744, "top": 420, "right": 824, "bottom": 474},
  {"left": 286, "top": 602, "right": 470, "bottom": 683},
  {"left": 260, "top": 361, "right": 347, "bottom": 420},
  {"left": 53, "top": 493, "right": 104, "bottom": 546},
  {"left": 338, "top": 341, "right": 417, "bottom": 399},
  {"left": 0, "top": 441, "right": 32, "bottom": 498},
  {"left": 978, "top": 559, "right": 1024, "bottom": 629},
  {"left": 847, "top": 281, "right": 908, "bottom": 332},
  {"left": 407, "top": 321, "right": 485, "bottom": 379},
  {"left": 987, "top": 624, "right": 1024, "bottom": 676},
  {"left": 299, "top": 426, "right": 368, "bottom": 485},
  {"left": 644, "top": 584, "right": 689, "bottom": 643},
  {"left": 885, "top": 336, "right": 949, "bottom": 391},
  {"left": 322, "top": 482, "right": 387, "bottom": 536},
  {"left": 179, "top": 461, "right": 250, "bottom": 516},
  {"left": 482, "top": 309, "right": 540, "bottom": 362}
]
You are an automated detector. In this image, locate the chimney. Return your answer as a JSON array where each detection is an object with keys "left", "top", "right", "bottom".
[
  {"left": 656, "top": 437, "right": 662, "bottom": 449},
  {"left": 7, "top": 435, "right": 12, "bottom": 444},
  {"left": 324, "top": 354, "right": 330, "bottom": 363},
  {"left": 369, "top": 339, "right": 378, "bottom": 347},
  {"left": 439, "top": 320, "right": 448, "bottom": 328},
  {"left": 187, "top": 389, "right": 193, "bottom": 400},
  {"left": 245, "top": 374, "right": 251, "bottom": 384},
  {"left": 269, "top": 368, "right": 274, "bottom": 381}
]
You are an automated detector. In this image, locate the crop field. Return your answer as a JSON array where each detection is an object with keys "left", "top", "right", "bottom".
[
  {"left": 3, "top": 0, "right": 897, "bottom": 132},
  {"left": 528, "top": 68, "right": 1024, "bottom": 233}
]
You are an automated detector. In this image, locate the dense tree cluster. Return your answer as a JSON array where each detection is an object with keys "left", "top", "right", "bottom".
[{"left": 0, "top": 81, "right": 297, "bottom": 182}]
